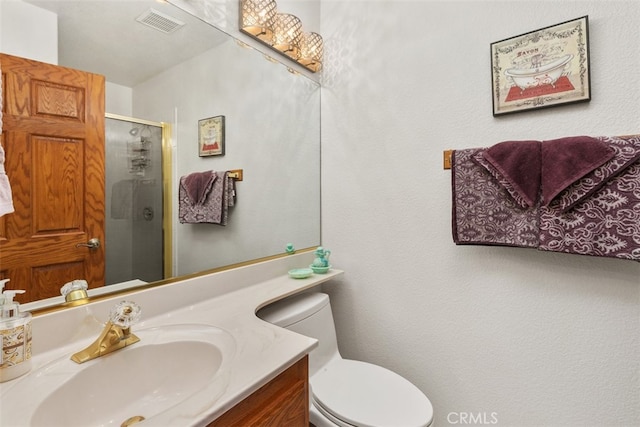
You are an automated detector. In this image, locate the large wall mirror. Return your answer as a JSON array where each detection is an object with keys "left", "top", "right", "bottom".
[{"left": 6, "top": 0, "right": 321, "bottom": 309}]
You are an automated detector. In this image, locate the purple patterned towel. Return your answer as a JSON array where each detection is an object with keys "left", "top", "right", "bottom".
[
  {"left": 471, "top": 136, "right": 613, "bottom": 209},
  {"left": 548, "top": 136, "right": 640, "bottom": 212},
  {"left": 452, "top": 136, "right": 640, "bottom": 261},
  {"left": 179, "top": 171, "right": 234, "bottom": 225},
  {"left": 452, "top": 148, "right": 539, "bottom": 248},
  {"left": 182, "top": 171, "right": 216, "bottom": 205},
  {"left": 539, "top": 136, "right": 640, "bottom": 260},
  {"left": 481, "top": 139, "right": 541, "bottom": 208},
  {"left": 541, "top": 136, "right": 615, "bottom": 205}
]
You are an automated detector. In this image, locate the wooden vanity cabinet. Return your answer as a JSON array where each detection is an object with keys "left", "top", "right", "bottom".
[{"left": 208, "top": 355, "right": 309, "bottom": 427}]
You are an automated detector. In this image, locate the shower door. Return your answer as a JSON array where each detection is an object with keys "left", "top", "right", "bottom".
[{"left": 105, "top": 116, "right": 166, "bottom": 285}]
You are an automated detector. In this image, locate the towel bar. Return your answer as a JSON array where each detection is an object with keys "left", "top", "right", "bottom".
[
  {"left": 443, "top": 150, "right": 452, "bottom": 170},
  {"left": 228, "top": 169, "right": 243, "bottom": 181}
]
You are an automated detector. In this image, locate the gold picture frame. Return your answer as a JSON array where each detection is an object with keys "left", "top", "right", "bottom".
[
  {"left": 198, "top": 115, "right": 225, "bottom": 157},
  {"left": 491, "top": 16, "right": 591, "bottom": 116}
]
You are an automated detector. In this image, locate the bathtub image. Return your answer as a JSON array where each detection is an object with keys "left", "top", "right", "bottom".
[{"left": 505, "top": 54, "right": 573, "bottom": 91}]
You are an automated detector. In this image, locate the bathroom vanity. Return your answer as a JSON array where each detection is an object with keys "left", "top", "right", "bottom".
[
  {"left": 209, "top": 355, "right": 309, "bottom": 426},
  {"left": 0, "top": 251, "right": 342, "bottom": 426}
]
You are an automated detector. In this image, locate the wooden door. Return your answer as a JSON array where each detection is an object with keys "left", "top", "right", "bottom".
[{"left": 0, "top": 53, "right": 105, "bottom": 303}]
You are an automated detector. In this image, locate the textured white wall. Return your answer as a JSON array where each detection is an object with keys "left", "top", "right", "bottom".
[
  {"left": 133, "top": 39, "right": 321, "bottom": 276},
  {"left": 105, "top": 82, "right": 133, "bottom": 117},
  {"left": 0, "top": 0, "right": 57, "bottom": 64},
  {"left": 320, "top": 1, "right": 640, "bottom": 426}
]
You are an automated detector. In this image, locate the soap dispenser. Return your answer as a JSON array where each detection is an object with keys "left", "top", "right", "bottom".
[{"left": 0, "top": 279, "right": 32, "bottom": 383}]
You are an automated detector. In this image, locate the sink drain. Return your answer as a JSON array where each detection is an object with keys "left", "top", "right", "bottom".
[{"left": 121, "top": 415, "right": 145, "bottom": 426}]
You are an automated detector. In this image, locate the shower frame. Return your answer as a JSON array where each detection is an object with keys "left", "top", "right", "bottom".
[{"left": 105, "top": 113, "right": 173, "bottom": 280}]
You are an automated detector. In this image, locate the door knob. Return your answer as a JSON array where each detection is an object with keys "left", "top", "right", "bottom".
[{"left": 76, "top": 238, "right": 101, "bottom": 249}]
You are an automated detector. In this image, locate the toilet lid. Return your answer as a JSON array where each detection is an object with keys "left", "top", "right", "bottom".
[{"left": 311, "top": 359, "right": 433, "bottom": 427}]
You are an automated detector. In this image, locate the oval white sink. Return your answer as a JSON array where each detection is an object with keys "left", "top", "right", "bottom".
[{"left": 1, "top": 324, "right": 235, "bottom": 426}]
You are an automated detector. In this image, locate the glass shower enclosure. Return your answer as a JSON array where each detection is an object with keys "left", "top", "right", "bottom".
[{"left": 105, "top": 115, "right": 166, "bottom": 285}]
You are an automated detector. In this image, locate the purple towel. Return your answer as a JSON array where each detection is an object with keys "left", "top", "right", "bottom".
[
  {"left": 179, "top": 171, "right": 235, "bottom": 225},
  {"left": 452, "top": 148, "right": 539, "bottom": 248},
  {"left": 472, "top": 136, "right": 616, "bottom": 207},
  {"left": 540, "top": 136, "right": 614, "bottom": 205},
  {"left": 549, "top": 135, "right": 640, "bottom": 212},
  {"left": 182, "top": 171, "right": 216, "bottom": 205},
  {"left": 452, "top": 135, "right": 640, "bottom": 261},
  {"left": 539, "top": 136, "right": 640, "bottom": 260},
  {"left": 480, "top": 139, "right": 541, "bottom": 208}
]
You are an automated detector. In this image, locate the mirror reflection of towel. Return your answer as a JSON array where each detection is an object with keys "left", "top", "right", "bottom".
[
  {"left": 183, "top": 171, "right": 216, "bottom": 205},
  {"left": 179, "top": 171, "right": 234, "bottom": 225}
]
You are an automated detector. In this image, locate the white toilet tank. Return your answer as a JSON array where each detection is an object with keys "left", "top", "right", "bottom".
[
  {"left": 257, "top": 292, "right": 340, "bottom": 377},
  {"left": 259, "top": 292, "right": 435, "bottom": 427}
]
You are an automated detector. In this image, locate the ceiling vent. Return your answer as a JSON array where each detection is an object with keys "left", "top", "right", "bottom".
[{"left": 135, "top": 8, "right": 185, "bottom": 34}]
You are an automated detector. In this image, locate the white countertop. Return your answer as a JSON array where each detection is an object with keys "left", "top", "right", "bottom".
[{"left": 0, "top": 251, "right": 343, "bottom": 426}]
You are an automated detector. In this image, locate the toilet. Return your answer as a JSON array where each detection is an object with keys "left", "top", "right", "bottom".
[{"left": 257, "top": 292, "right": 434, "bottom": 427}]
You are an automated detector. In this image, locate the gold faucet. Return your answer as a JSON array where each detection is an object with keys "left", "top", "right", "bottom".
[{"left": 71, "top": 301, "right": 141, "bottom": 364}]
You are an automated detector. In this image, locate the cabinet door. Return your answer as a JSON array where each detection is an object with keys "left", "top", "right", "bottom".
[
  {"left": 0, "top": 53, "right": 106, "bottom": 302},
  {"left": 209, "top": 355, "right": 309, "bottom": 426}
]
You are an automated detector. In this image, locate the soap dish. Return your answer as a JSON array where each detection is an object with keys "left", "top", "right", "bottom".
[
  {"left": 288, "top": 268, "right": 314, "bottom": 279},
  {"left": 309, "top": 265, "right": 331, "bottom": 274}
]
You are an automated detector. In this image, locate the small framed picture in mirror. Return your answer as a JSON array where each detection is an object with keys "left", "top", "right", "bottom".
[{"left": 198, "top": 115, "right": 225, "bottom": 156}]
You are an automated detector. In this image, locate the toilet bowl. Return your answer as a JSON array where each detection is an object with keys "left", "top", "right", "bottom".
[{"left": 257, "top": 292, "right": 434, "bottom": 427}]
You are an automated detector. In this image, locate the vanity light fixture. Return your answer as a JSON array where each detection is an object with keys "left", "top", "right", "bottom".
[
  {"left": 299, "top": 32, "right": 323, "bottom": 72},
  {"left": 240, "top": 0, "right": 277, "bottom": 43},
  {"left": 239, "top": 0, "right": 323, "bottom": 73},
  {"left": 272, "top": 13, "right": 303, "bottom": 59}
]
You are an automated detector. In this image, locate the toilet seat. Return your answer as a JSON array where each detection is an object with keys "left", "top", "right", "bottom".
[{"left": 311, "top": 359, "right": 434, "bottom": 427}]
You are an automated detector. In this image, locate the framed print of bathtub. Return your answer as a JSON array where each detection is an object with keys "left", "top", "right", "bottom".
[
  {"left": 490, "top": 16, "right": 591, "bottom": 116},
  {"left": 199, "top": 115, "right": 226, "bottom": 157}
]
